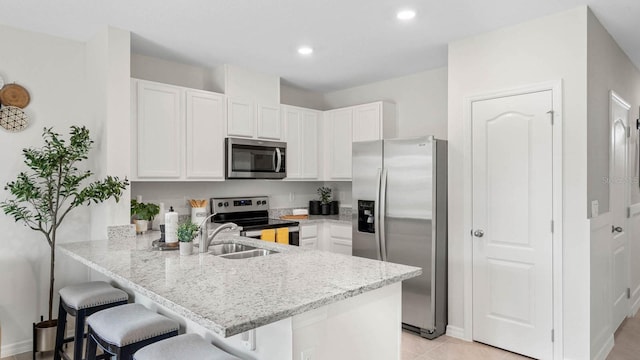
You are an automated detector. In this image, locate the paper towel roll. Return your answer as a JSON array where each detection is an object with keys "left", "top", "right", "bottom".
[{"left": 165, "top": 206, "right": 179, "bottom": 243}]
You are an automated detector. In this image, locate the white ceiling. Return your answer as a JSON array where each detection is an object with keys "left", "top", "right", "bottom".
[{"left": 1, "top": 0, "right": 638, "bottom": 92}]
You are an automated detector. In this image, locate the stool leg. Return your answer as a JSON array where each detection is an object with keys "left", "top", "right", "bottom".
[
  {"left": 73, "top": 309, "right": 86, "bottom": 360},
  {"left": 85, "top": 327, "right": 98, "bottom": 360},
  {"left": 53, "top": 301, "right": 67, "bottom": 360}
]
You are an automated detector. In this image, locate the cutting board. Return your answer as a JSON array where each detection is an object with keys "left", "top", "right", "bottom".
[{"left": 280, "top": 215, "right": 309, "bottom": 220}]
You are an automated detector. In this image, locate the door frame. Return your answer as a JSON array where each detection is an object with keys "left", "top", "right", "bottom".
[{"left": 462, "top": 80, "right": 563, "bottom": 359}]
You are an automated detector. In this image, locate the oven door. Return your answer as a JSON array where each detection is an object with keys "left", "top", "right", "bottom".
[
  {"left": 226, "top": 138, "right": 286, "bottom": 179},
  {"left": 242, "top": 226, "right": 300, "bottom": 246}
]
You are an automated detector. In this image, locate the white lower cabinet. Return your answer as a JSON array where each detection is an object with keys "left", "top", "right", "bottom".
[
  {"left": 325, "top": 223, "right": 352, "bottom": 255},
  {"left": 300, "top": 224, "right": 319, "bottom": 249}
]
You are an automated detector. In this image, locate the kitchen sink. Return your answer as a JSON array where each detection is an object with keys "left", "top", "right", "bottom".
[
  {"left": 209, "top": 243, "right": 278, "bottom": 259},
  {"left": 218, "top": 249, "right": 278, "bottom": 259},
  {"left": 209, "top": 243, "right": 256, "bottom": 255}
]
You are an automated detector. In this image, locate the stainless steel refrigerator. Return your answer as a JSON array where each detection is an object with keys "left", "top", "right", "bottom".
[{"left": 352, "top": 136, "right": 447, "bottom": 339}]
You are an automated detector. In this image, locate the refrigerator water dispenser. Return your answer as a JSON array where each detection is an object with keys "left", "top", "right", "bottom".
[{"left": 357, "top": 200, "right": 375, "bottom": 233}]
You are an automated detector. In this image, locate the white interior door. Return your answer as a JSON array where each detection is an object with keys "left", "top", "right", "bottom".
[
  {"left": 610, "top": 91, "right": 630, "bottom": 331},
  {"left": 472, "top": 90, "right": 554, "bottom": 359}
]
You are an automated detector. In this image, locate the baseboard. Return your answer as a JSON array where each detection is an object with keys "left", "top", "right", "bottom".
[
  {"left": 632, "top": 286, "right": 640, "bottom": 316},
  {"left": 445, "top": 325, "right": 468, "bottom": 340},
  {"left": 593, "top": 334, "right": 614, "bottom": 360},
  {"left": 1, "top": 339, "right": 32, "bottom": 358}
]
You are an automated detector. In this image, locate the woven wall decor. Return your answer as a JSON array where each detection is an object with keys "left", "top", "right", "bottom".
[{"left": 0, "top": 106, "right": 29, "bottom": 132}]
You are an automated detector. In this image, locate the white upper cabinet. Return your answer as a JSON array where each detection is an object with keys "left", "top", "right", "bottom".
[
  {"left": 257, "top": 104, "right": 282, "bottom": 140},
  {"left": 131, "top": 79, "right": 225, "bottom": 181},
  {"left": 133, "top": 80, "right": 183, "bottom": 178},
  {"left": 227, "top": 98, "right": 255, "bottom": 138},
  {"left": 324, "top": 108, "right": 353, "bottom": 180},
  {"left": 222, "top": 65, "right": 282, "bottom": 140},
  {"left": 283, "top": 105, "right": 320, "bottom": 180},
  {"left": 185, "top": 90, "right": 225, "bottom": 179},
  {"left": 352, "top": 101, "right": 396, "bottom": 142}
]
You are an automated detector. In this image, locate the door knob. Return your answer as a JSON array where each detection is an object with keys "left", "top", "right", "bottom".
[
  {"left": 473, "top": 230, "right": 484, "bottom": 238},
  {"left": 612, "top": 226, "right": 623, "bottom": 233}
]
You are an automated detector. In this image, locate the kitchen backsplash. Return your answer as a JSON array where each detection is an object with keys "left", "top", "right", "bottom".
[{"left": 131, "top": 181, "right": 353, "bottom": 216}]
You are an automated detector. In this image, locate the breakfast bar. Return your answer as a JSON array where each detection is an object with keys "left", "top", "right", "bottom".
[{"left": 58, "top": 230, "right": 421, "bottom": 359}]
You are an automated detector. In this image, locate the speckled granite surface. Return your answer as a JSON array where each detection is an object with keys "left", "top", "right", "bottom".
[
  {"left": 59, "top": 231, "right": 420, "bottom": 338},
  {"left": 269, "top": 207, "right": 352, "bottom": 225}
]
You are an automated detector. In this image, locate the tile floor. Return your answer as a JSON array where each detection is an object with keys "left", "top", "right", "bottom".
[{"left": 2, "top": 316, "right": 638, "bottom": 360}]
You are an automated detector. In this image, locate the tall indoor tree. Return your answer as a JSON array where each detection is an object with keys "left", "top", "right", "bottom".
[{"left": 1, "top": 126, "right": 129, "bottom": 326}]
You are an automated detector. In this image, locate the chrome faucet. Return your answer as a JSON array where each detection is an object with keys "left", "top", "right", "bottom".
[{"left": 197, "top": 214, "right": 238, "bottom": 253}]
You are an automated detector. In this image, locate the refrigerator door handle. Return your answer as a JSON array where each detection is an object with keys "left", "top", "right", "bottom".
[
  {"left": 380, "top": 168, "right": 389, "bottom": 261},
  {"left": 374, "top": 168, "right": 383, "bottom": 261}
]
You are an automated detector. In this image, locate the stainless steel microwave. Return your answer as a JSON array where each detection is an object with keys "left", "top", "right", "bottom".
[{"left": 225, "top": 138, "right": 286, "bottom": 179}]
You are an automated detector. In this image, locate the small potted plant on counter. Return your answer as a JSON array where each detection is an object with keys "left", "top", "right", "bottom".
[
  {"left": 131, "top": 199, "right": 159, "bottom": 234},
  {"left": 0, "top": 126, "right": 128, "bottom": 354},
  {"left": 318, "top": 186, "right": 332, "bottom": 215},
  {"left": 177, "top": 221, "right": 199, "bottom": 255}
]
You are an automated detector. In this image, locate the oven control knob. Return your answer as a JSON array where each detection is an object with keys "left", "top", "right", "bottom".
[
  {"left": 261, "top": 201, "right": 267, "bottom": 205},
  {"left": 224, "top": 202, "right": 229, "bottom": 207},
  {"left": 217, "top": 202, "right": 223, "bottom": 207}
]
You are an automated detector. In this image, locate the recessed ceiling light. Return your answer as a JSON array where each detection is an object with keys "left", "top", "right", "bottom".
[
  {"left": 397, "top": 9, "right": 416, "bottom": 21},
  {"left": 298, "top": 46, "right": 313, "bottom": 55}
]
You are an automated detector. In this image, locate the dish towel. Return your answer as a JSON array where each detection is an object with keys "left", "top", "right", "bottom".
[
  {"left": 261, "top": 229, "right": 275, "bottom": 242},
  {"left": 276, "top": 228, "right": 289, "bottom": 244}
]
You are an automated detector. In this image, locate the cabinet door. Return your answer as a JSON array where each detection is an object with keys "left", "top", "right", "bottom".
[
  {"left": 186, "top": 90, "right": 225, "bottom": 179},
  {"left": 257, "top": 104, "right": 282, "bottom": 140},
  {"left": 284, "top": 107, "right": 302, "bottom": 179},
  {"left": 301, "top": 110, "right": 319, "bottom": 179},
  {"left": 329, "top": 224, "right": 352, "bottom": 255},
  {"left": 325, "top": 109, "right": 353, "bottom": 180},
  {"left": 135, "top": 80, "right": 183, "bottom": 178},
  {"left": 227, "top": 98, "right": 254, "bottom": 137},
  {"left": 353, "top": 103, "right": 381, "bottom": 142},
  {"left": 300, "top": 224, "right": 318, "bottom": 250}
]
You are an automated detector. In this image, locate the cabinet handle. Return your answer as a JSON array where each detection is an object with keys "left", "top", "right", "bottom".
[{"left": 473, "top": 230, "right": 484, "bottom": 238}]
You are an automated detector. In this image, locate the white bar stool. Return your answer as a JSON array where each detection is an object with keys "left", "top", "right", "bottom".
[
  {"left": 54, "top": 281, "right": 128, "bottom": 360},
  {"left": 133, "top": 334, "right": 240, "bottom": 360},
  {"left": 85, "top": 303, "right": 179, "bottom": 360}
]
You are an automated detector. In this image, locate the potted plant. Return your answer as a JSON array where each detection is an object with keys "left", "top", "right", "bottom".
[
  {"left": 0, "top": 126, "right": 129, "bottom": 353},
  {"left": 177, "top": 221, "right": 199, "bottom": 255},
  {"left": 130, "top": 199, "right": 160, "bottom": 233},
  {"left": 318, "top": 186, "right": 332, "bottom": 215}
]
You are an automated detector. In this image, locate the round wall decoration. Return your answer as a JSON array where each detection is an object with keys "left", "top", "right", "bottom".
[
  {"left": 0, "top": 83, "right": 30, "bottom": 108},
  {"left": 0, "top": 106, "right": 29, "bottom": 132}
]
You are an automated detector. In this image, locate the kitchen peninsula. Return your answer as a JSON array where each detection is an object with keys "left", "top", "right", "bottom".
[{"left": 59, "top": 229, "right": 420, "bottom": 360}]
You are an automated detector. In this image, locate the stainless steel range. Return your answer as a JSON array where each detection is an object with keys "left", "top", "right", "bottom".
[{"left": 210, "top": 196, "right": 300, "bottom": 246}]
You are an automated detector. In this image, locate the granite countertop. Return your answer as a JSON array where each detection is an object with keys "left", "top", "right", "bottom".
[{"left": 59, "top": 231, "right": 420, "bottom": 338}]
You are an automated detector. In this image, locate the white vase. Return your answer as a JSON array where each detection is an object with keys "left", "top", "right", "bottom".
[
  {"left": 134, "top": 219, "right": 148, "bottom": 234},
  {"left": 179, "top": 242, "right": 193, "bottom": 256}
]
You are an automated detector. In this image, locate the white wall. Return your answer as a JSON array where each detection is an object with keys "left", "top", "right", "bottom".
[
  {"left": 323, "top": 68, "right": 448, "bottom": 139},
  {"left": 87, "top": 26, "right": 132, "bottom": 240},
  {"left": 448, "top": 7, "right": 589, "bottom": 359},
  {"left": 131, "top": 53, "right": 222, "bottom": 92},
  {"left": 0, "top": 25, "right": 94, "bottom": 356},
  {"left": 587, "top": 11, "right": 640, "bottom": 216},
  {"left": 280, "top": 83, "right": 326, "bottom": 110}
]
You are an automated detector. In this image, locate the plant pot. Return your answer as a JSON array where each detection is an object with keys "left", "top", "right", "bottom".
[
  {"left": 179, "top": 242, "right": 193, "bottom": 256},
  {"left": 321, "top": 203, "right": 331, "bottom": 215},
  {"left": 134, "top": 219, "right": 148, "bottom": 234},
  {"left": 34, "top": 319, "right": 57, "bottom": 353},
  {"left": 309, "top": 201, "right": 321, "bottom": 215},
  {"left": 330, "top": 201, "right": 339, "bottom": 215}
]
